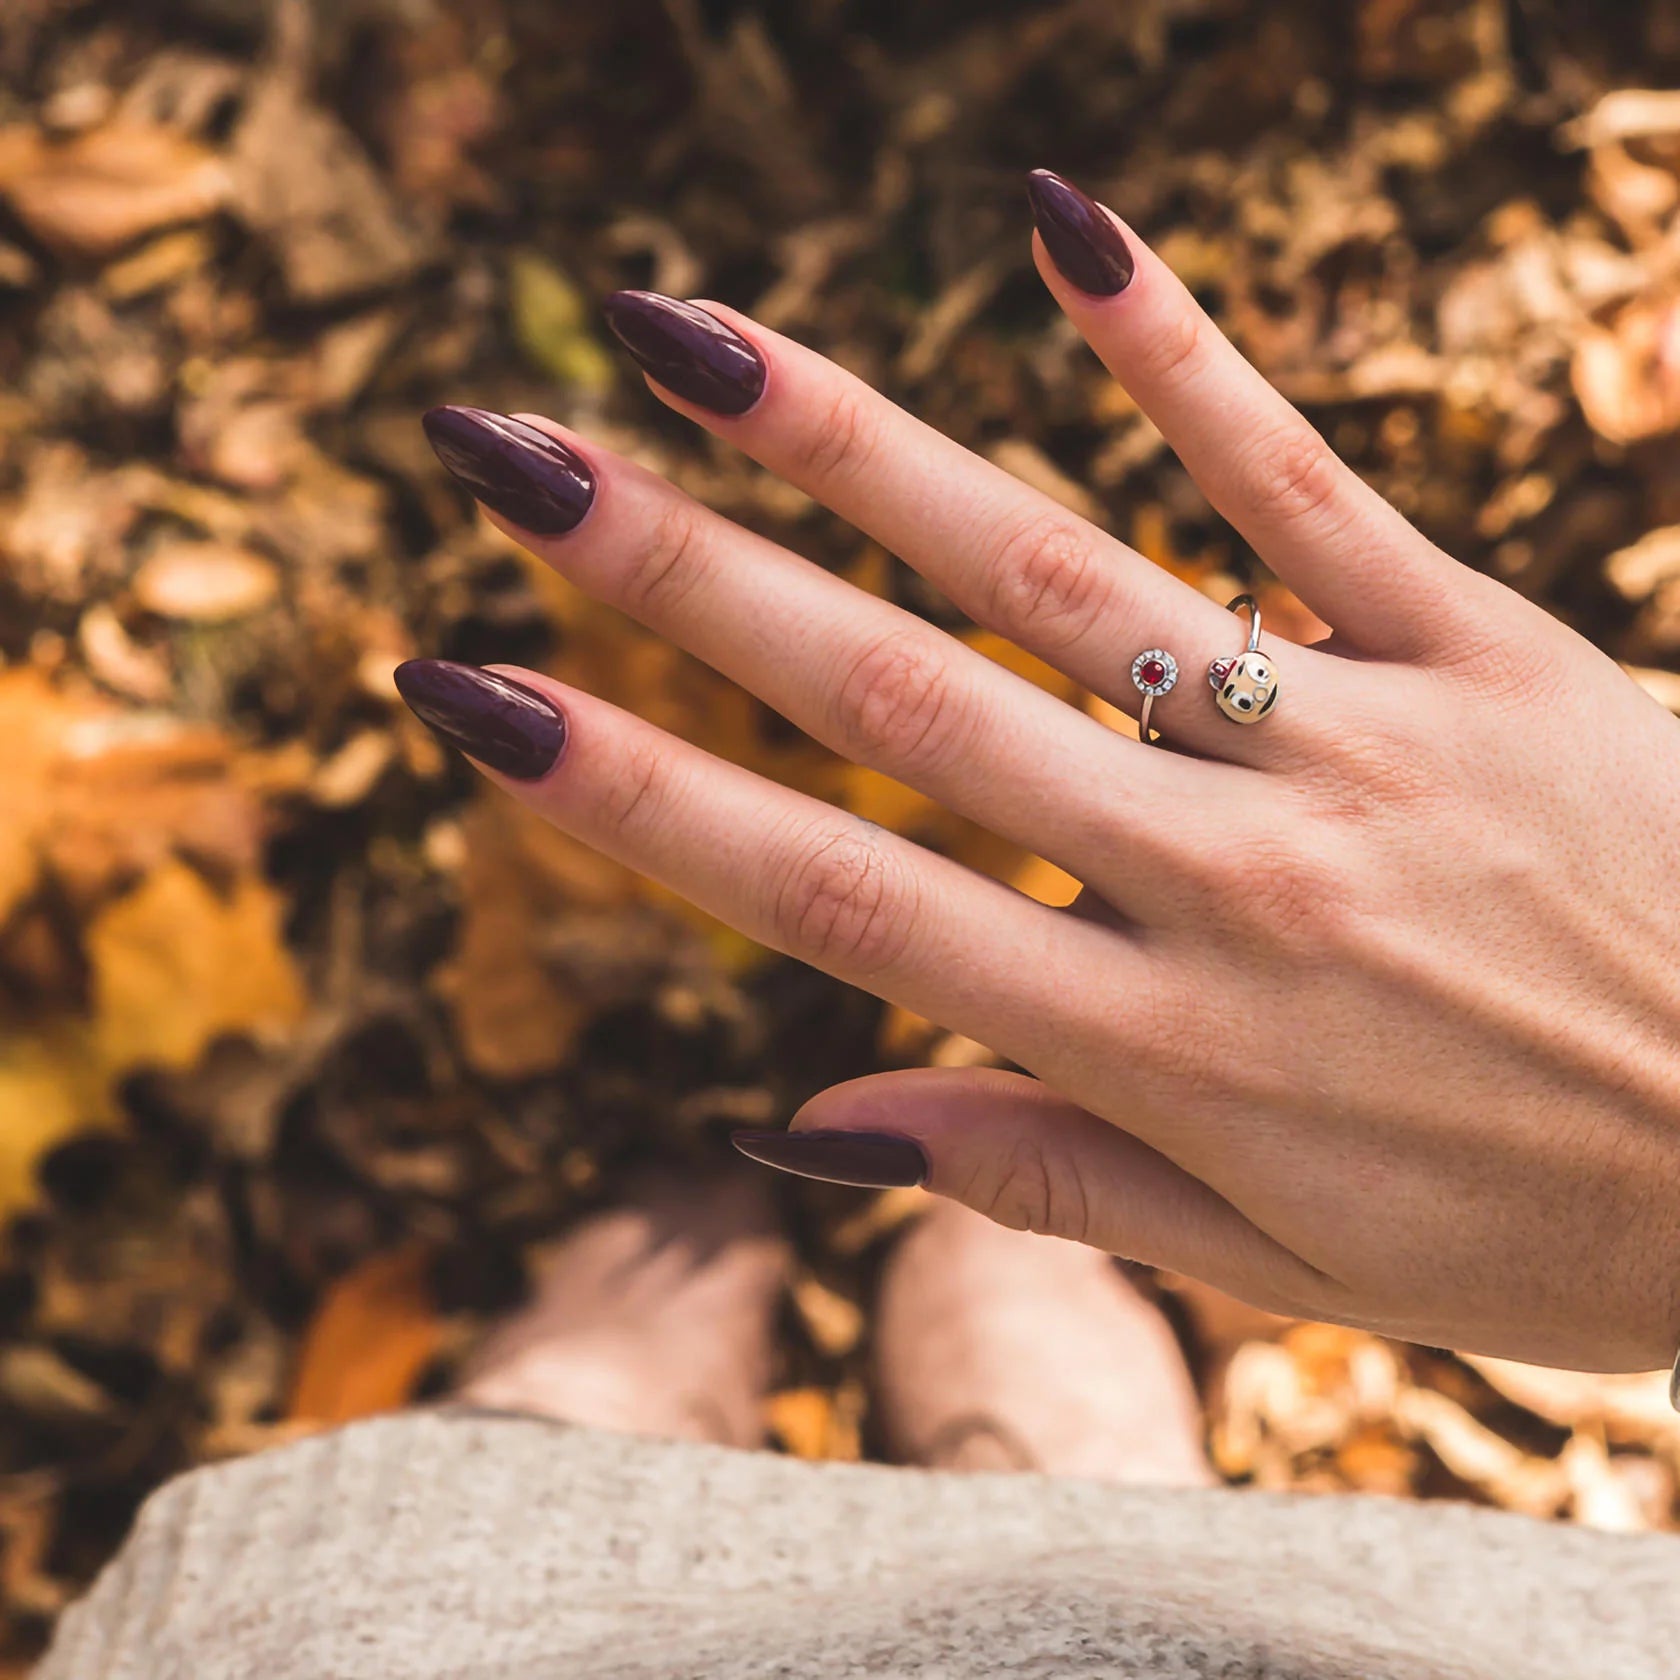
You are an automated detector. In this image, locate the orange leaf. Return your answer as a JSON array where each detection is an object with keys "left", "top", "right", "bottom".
[{"left": 288, "top": 1245, "right": 444, "bottom": 1423}]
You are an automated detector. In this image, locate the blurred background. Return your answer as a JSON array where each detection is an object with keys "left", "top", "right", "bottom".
[{"left": 2, "top": 0, "right": 1680, "bottom": 1663}]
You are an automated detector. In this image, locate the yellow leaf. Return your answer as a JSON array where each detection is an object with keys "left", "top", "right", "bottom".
[
  {"left": 0, "top": 1024, "right": 111, "bottom": 1215},
  {"left": 508, "top": 251, "right": 615, "bottom": 393},
  {"left": 0, "top": 123, "right": 231, "bottom": 257},
  {"left": 86, "top": 861, "right": 304, "bottom": 1075},
  {"left": 840, "top": 765, "right": 941, "bottom": 833},
  {"left": 960, "top": 628, "right": 1084, "bottom": 701},
  {"left": 1009, "top": 852, "right": 1081, "bottom": 908}
]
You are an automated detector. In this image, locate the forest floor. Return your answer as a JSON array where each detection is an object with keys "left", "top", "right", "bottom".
[{"left": 3, "top": 0, "right": 1680, "bottom": 1665}]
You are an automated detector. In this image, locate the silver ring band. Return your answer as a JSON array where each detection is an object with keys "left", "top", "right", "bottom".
[{"left": 1229, "top": 593, "right": 1263, "bottom": 654}]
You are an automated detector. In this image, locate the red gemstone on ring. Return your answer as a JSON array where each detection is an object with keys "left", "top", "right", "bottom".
[{"left": 1139, "top": 659, "right": 1167, "bottom": 687}]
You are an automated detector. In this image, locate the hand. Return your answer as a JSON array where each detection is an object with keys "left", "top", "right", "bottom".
[{"left": 398, "top": 171, "right": 1680, "bottom": 1375}]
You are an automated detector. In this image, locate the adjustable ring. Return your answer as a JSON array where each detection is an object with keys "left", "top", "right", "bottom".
[
  {"left": 1208, "top": 593, "right": 1279, "bottom": 724},
  {"left": 1130, "top": 648, "right": 1179, "bottom": 746}
]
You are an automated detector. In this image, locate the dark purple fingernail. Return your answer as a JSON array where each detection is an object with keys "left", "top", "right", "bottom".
[
  {"left": 421, "top": 406, "right": 596, "bottom": 536},
  {"left": 1026, "top": 169, "right": 1135, "bottom": 297},
  {"left": 730, "top": 1129, "right": 929, "bottom": 1189},
  {"left": 603, "top": 292, "right": 767, "bottom": 417},
  {"left": 393, "top": 659, "right": 567, "bottom": 781}
]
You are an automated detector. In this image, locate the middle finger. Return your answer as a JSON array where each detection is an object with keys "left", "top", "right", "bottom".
[{"left": 604, "top": 290, "right": 1337, "bottom": 764}]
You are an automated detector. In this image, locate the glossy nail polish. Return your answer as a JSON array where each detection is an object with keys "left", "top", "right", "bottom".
[
  {"left": 422, "top": 406, "right": 596, "bottom": 535},
  {"left": 730, "top": 1129, "right": 929, "bottom": 1189},
  {"left": 603, "top": 292, "right": 767, "bottom": 416},
  {"left": 393, "top": 659, "right": 567, "bottom": 780},
  {"left": 1026, "top": 169, "right": 1135, "bottom": 297}
]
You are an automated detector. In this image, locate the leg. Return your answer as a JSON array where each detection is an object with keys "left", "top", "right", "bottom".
[
  {"left": 459, "top": 1164, "right": 791, "bottom": 1448},
  {"left": 872, "top": 1197, "right": 1212, "bottom": 1484}
]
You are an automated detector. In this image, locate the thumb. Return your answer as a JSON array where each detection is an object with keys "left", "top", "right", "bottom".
[{"left": 731, "top": 1067, "right": 1330, "bottom": 1318}]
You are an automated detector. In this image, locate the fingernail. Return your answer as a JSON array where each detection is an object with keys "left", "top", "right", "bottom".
[
  {"left": 422, "top": 406, "right": 596, "bottom": 536},
  {"left": 1026, "top": 169, "right": 1135, "bottom": 297},
  {"left": 730, "top": 1129, "right": 929, "bottom": 1189},
  {"left": 603, "top": 292, "right": 767, "bottom": 416},
  {"left": 393, "top": 659, "right": 567, "bottom": 780}
]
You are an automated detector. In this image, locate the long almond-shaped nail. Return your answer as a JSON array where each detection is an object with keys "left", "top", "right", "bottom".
[
  {"left": 730, "top": 1129, "right": 929, "bottom": 1189},
  {"left": 393, "top": 660, "right": 566, "bottom": 780},
  {"left": 422, "top": 407, "right": 596, "bottom": 535},
  {"left": 1026, "top": 169, "right": 1135, "bottom": 297},
  {"left": 603, "top": 292, "right": 767, "bottom": 416}
]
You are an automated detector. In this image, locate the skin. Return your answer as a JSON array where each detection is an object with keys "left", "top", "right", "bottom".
[{"left": 433, "top": 205, "right": 1680, "bottom": 1377}]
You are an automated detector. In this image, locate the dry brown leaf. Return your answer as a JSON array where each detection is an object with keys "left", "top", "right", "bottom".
[
  {"left": 1587, "top": 144, "right": 1680, "bottom": 251},
  {"left": 1394, "top": 1386, "right": 1567, "bottom": 1516},
  {"left": 99, "top": 226, "right": 214, "bottom": 301},
  {"left": 176, "top": 360, "right": 311, "bottom": 492},
  {"left": 0, "top": 123, "right": 230, "bottom": 256},
  {"left": 0, "top": 445, "right": 152, "bottom": 604},
  {"left": 77, "top": 603, "right": 173, "bottom": 704},
  {"left": 983, "top": 439, "right": 1107, "bottom": 526},
  {"left": 309, "top": 730, "right": 395, "bottom": 809},
  {"left": 1573, "top": 294, "right": 1680, "bottom": 445},
  {"left": 288, "top": 1244, "right": 444, "bottom": 1423},
  {"left": 1559, "top": 1431, "right": 1662, "bottom": 1533},
  {"left": 435, "top": 800, "right": 637, "bottom": 1079},
  {"left": 1605, "top": 526, "right": 1680, "bottom": 602},
  {"left": 1561, "top": 89, "right": 1680, "bottom": 149},
  {"left": 1464, "top": 1356, "right": 1680, "bottom": 1446},
  {"left": 132, "top": 540, "right": 280, "bottom": 622},
  {"left": 230, "top": 68, "right": 433, "bottom": 303}
]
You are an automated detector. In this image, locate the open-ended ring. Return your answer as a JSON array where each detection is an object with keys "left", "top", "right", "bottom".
[
  {"left": 1130, "top": 648, "right": 1179, "bottom": 746},
  {"left": 1208, "top": 593, "right": 1279, "bottom": 724}
]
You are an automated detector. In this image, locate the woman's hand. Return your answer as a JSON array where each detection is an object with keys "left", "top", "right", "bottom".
[{"left": 398, "top": 171, "right": 1680, "bottom": 1375}]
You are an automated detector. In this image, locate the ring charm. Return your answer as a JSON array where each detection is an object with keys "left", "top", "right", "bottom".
[
  {"left": 1208, "top": 594, "right": 1279, "bottom": 724},
  {"left": 1131, "top": 648, "right": 1179, "bottom": 746}
]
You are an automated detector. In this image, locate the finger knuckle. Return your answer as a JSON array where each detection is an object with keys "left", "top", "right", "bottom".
[
  {"left": 1160, "top": 803, "right": 1355, "bottom": 957},
  {"left": 771, "top": 825, "right": 913, "bottom": 975},
  {"left": 1304, "top": 687, "right": 1439, "bottom": 815},
  {"left": 620, "top": 501, "right": 709, "bottom": 617},
  {"left": 966, "top": 1134, "right": 1091, "bottom": 1244},
  {"left": 832, "top": 633, "right": 966, "bottom": 777},
  {"left": 1237, "top": 423, "right": 1343, "bottom": 529},
  {"left": 1220, "top": 830, "right": 1355, "bottom": 956},
  {"left": 790, "top": 386, "right": 879, "bottom": 485},
  {"left": 594, "top": 738, "right": 672, "bottom": 840},
  {"left": 1135, "top": 307, "right": 1206, "bottom": 388},
  {"left": 983, "top": 513, "right": 1109, "bottom": 653}
]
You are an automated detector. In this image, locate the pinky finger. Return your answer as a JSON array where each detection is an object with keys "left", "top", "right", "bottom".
[
  {"left": 394, "top": 659, "right": 1115, "bottom": 1076},
  {"left": 736, "top": 1066, "right": 1336, "bottom": 1320}
]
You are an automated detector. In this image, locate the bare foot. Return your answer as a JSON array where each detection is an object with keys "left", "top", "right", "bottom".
[
  {"left": 873, "top": 1198, "right": 1213, "bottom": 1485},
  {"left": 458, "top": 1165, "right": 791, "bottom": 1448}
]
